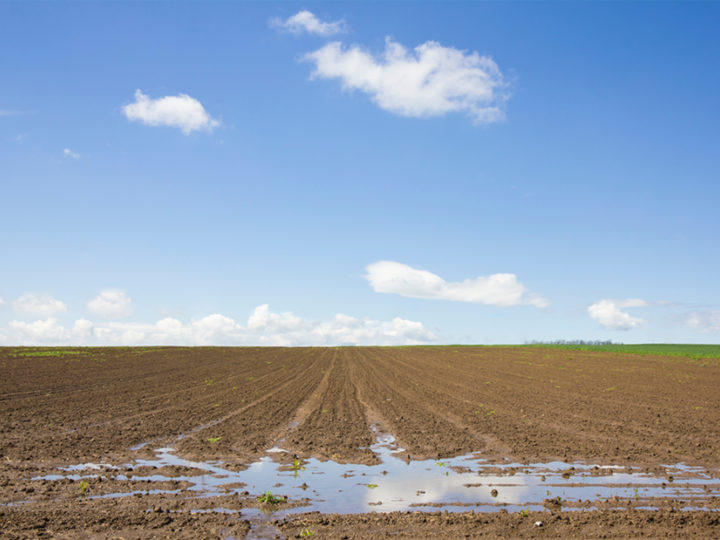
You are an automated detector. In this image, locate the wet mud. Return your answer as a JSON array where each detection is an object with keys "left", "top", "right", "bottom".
[{"left": 1, "top": 345, "right": 719, "bottom": 538}]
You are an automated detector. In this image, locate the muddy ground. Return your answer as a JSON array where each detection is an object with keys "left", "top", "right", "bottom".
[{"left": 1, "top": 346, "right": 718, "bottom": 538}]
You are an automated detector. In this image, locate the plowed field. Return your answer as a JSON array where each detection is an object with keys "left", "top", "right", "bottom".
[{"left": 1, "top": 346, "right": 719, "bottom": 538}]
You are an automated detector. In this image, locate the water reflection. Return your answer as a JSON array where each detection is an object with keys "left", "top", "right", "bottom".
[{"left": 32, "top": 432, "right": 719, "bottom": 515}]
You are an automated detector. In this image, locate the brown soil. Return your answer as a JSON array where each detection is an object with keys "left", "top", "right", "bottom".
[{"left": 1, "top": 345, "right": 719, "bottom": 538}]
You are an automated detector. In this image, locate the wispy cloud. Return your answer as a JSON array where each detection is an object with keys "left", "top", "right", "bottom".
[
  {"left": 63, "top": 148, "right": 80, "bottom": 159},
  {"left": 0, "top": 110, "right": 36, "bottom": 116},
  {"left": 303, "top": 38, "right": 508, "bottom": 123},
  {"left": 365, "top": 261, "right": 549, "bottom": 308},
  {"left": 684, "top": 310, "right": 720, "bottom": 334},
  {"left": 269, "top": 10, "right": 348, "bottom": 36},
  {"left": 122, "top": 90, "right": 221, "bottom": 135},
  {"left": 87, "top": 290, "right": 132, "bottom": 319},
  {"left": 12, "top": 133, "right": 27, "bottom": 142},
  {"left": 2, "top": 304, "right": 437, "bottom": 346},
  {"left": 12, "top": 294, "right": 68, "bottom": 318}
]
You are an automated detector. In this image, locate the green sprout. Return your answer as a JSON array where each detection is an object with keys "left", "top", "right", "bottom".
[
  {"left": 207, "top": 437, "right": 222, "bottom": 444},
  {"left": 258, "top": 491, "right": 285, "bottom": 504},
  {"left": 299, "top": 523, "right": 316, "bottom": 536},
  {"left": 366, "top": 483, "right": 379, "bottom": 489},
  {"left": 291, "top": 458, "right": 306, "bottom": 478}
]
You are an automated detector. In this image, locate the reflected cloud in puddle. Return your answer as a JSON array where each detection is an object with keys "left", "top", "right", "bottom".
[
  {"left": 119, "top": 435, "right": 719, "bottom": 514},
  {"left": 32, "top": 432, "right": 719, "bottom": 515}
]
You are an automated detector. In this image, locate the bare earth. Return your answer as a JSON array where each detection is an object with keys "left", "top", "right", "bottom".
[{"left": 1, "top": 346, "right": 718, "bottom": 538}]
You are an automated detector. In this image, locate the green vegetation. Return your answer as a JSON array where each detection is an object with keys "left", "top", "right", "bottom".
[
  {"left": 399, "top": 343, "right": 720, "bottom": 361},
  {"left": 299, "top": 522, "right": 315, "bottom": 536},
  {"left": 11, "top": 349, "right": 91, "bottom": 357},
  {"left": 522, "top": 343, "right": 720, "bottom": 360},
  {"left": 258, "top": 491, "right": 285, "bottom": 504},
  {"left": 366, "top": 483, "right": 379, "bottom": 489},
  {"left": 207, "top": 437, "right": 222, "bottom": 444}
]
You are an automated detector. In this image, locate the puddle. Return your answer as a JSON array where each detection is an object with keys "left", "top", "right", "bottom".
[{"left": 31, "top": 431, "right": 720, "bottom": 517}]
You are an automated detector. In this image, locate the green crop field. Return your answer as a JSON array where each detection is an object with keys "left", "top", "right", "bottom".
[{"left": 520, "top": 343, "right": 720, "bottom": 360}]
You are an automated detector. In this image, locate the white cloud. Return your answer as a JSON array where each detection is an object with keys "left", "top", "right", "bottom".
[
  {"left": 63, "top": 148, "right": 80, "bottom": 159},
  {"left": 587, "top": 299, "right": 649, "bottom": 331},
  {"left": 0, "top": 110, "right": 16, "bottom": 116},
  {"left": 12, "top": 294, "right": 68, "bottom": 317},
  {"left": 87, "top": 290, "right": 132, "bottom": 319},
  {"left": 9, "top": 319, "right": 72, "bottom": 343},
  {"left": 0, "top": 297, "right": 4, "bottom": 305},
  {"left": 12, "top": 133, "right": 27, "bottom": 142},
  {"left": 684, "top": 311, "right": 720, "bottom": 334},
  {"left": 365, "top": 261, "right": 549, "bottom": 308},
  {"left": 269, "top": 10, "right": 347, "bottom": 36},
  {"left": 303, "top": 38, "right": 507, "bottom": 123},
  {"left": 122, "top": 90, "right": 221, "bottom": 135},
  {"left": 1, "top": 305, "right": 436, "bottom": 346}
]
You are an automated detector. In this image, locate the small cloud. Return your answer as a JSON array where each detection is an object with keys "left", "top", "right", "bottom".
[
  {"left": 12, "top": 133, "right": 27, "bottom": 142},
  {"left": 269, "top": 10, "right": 347, "bottom": 36},
  {"left": 303, "top": 38, "right": 508, "bottom": 124},
  {"left": 365, "top": 261, "right": 549, "bottom": 308},
  {"left": 684, "top": 310, "right": 720, "bottom": 334},
  {"left": 0, "top": 110, "right": 16, "bottom": 116},
  {"left": 587, "top": 299, "right": 649, "bottom": 331},
  {"left": 122, "top": 90, "right": 221, "bottom": 135},
  {"left": 87, "top": 290, "right": 132, "bottom": 319},
  {"left": 63, "top": 148, "right": 80, "bottom": 159},
  {"left": 12, "top": 294, "right": 68, "bottom": 317},
  {"left": 0, "top": 297, "right": 5, "bottom": 305}
]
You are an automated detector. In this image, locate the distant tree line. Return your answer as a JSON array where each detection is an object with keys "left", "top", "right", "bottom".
[{"left": 524, "top": 340, "right": 621, "bottom": 346}]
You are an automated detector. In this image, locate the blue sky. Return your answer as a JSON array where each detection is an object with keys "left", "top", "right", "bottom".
[{"left": 1, "top": 2, "right": 719, "bottom": 346}]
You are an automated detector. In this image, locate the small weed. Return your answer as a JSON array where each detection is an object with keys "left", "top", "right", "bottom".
[
  {"left": 205, "top": 380, "right": 213, "bottom": 385},
  {"left": 291, "top": 459, "right": 306, "bottom": 478},
  {"left": 207, "top": 437, "right": 222, "bottom": 444},
  {"left": 366, "top": 483, "right": 379, "bottom": 489},
  {"left": 487, "top": 410, "right": 496, "bottom": 416},
  {"left": 258, "top": 491, "right": 285, "bottom": 504},
  {"left": 694, "top": 406, "right": 703, "bottom": 410},
  {"left": 299, "top": 522, "right": 315, "bottom": 536},
  {"left": 518, "top": 507, "right": 530, "bottom": 517},
  {"left": 79, "top": 480, "right": 88, "bottom": 495},
  {"left": 605, "top": 387, "right": 616, "bottom": 392},
  {"left": 435, "top": 462, "right": 447, "bottom": 467}
]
